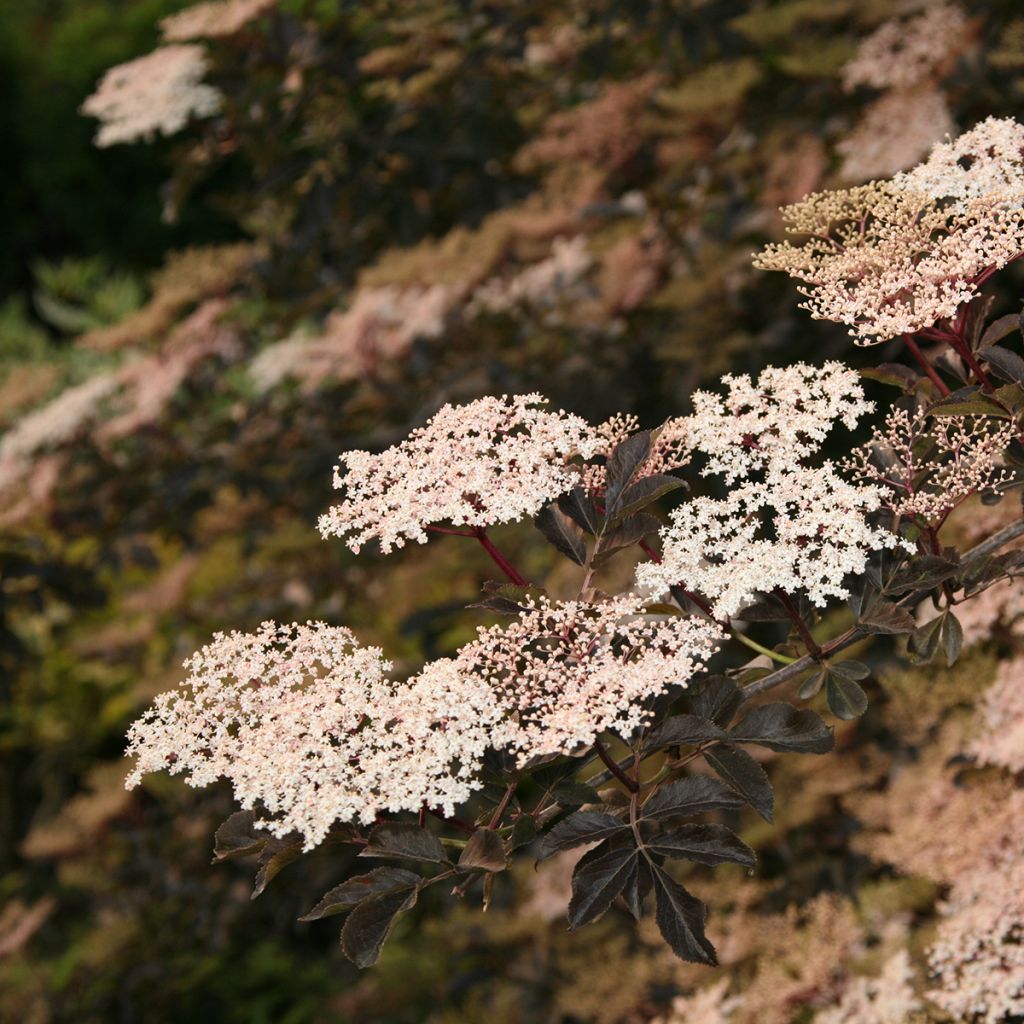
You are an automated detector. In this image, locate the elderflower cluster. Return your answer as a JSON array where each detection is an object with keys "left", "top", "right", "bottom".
[
  {"left": 161, "top": 0, "right": 275, "bottom": 41},
  {"left": 125, "top": 622, "right": 499, "bottom": 850},
  {"left": 686, "top": 362, "right": 872, "bottom": 483},
  {"left": 927, "top": 857, "right": 1024, "bottom": 1023},
  {"left": 842, "top": 3, "right": 968, "bottom": 93},
  {"left": 81, "top": 45, "right": 222, "bottom": 147},
  {"left": 638, "top": 364, "right": 895, "bottom": 619},
  {"left": 816, "top": 950, "right": 921, "bottom": 1024},
  {"left": 754, "top": 171, "right": 1024, "bottom": 343},
  {"left": 844, "top": 407, "right": 1012, "bottom": 521},
  {"left": 318, "top": 394, "right": 602, "bottom": 553},
  {"left": 969, "top": 656, "right": 1024, "bottom": 774},
  {"left": 457, "top": 596, "right": 724, "bottom": 762}
]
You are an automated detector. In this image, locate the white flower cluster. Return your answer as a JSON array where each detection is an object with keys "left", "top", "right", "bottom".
[
  {"left": 161, "top": 0, "right": 275, "bottom": 41},
  {"left": 845, "top": 407, "right": 1013, "bottom": 522},
  {"left": 637, "top": 364, "right": 895, "bottom": 618},
  {"left": 816, "top": 951, "right": 921, "bottom": 1024},
  {"left": 457, "top": 596, "right": 724, "bottom": 762},
  {"left": 81, "top": 45, "right": 221, "bottom": 147},
  {"left": 125, "top": 622, "right": 500, "bottom": 850},
  {"left": 318, "top": 394, "right": 602, "bottom": 552}
]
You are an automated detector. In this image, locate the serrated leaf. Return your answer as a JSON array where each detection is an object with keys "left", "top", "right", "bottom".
[
  {"left": 534, "top": 504, "right": 587, "bottom": 566},
  {"left": 798, "top": 667, "right": 828, "bottom": 700},
  {"left": 252, "top": 839, "right": 303, "bottom": 899},
  {"left": 605, "top": 432, "right": 652, "bottom": 513},
  {"left": 340, "top": 887, "right": 418, "bottom": 968},
  {"left": 983, "top": 345, "right": 1024, "bottom": 385},
  {"left": 993, "top": 382, "right": 1024, "bottom": 413},
  {"left": 300, "top": 868, "right": 420, "bottom": 921},
  {"left": 458, "top": 829, "right": 507, "bottom": 872},
  {"left": 703, "top": 744, "right": 774, "bottom": 822},
  {"left": 536, "top": 810, "right": 629, "bottom": 861},
  {"left": 729, "top": 703, "right": 834, "bottom": 754},
  {"left": 940, "top": 611, "right": 963, "bottom": 667},
  {"left": 213, "top": 810, "right": 269, "bottom": 862},
  {"left": 360, "top": 823, "right": 449, "bottom": 864},
  {"left": 509, "top": 814, "right": 537, "bottom": 850},
  {"left": 593, "top": 513, "right": 662, "bottom": 564},
  {"left": 859, "top": 599, "right": 916, "bottom": 635},
  {"left": 980, "top": 313, "right": 1020, "bottom": 349},
  {"left": 930, "top": 386, "right": 1009, "bottom": 418},
  {"left": 651, "top": 866, "right": 717, "bottom": 965},
  {"left": 621, "top": 857, "right": 653, "bottom": 921},
  {"left": 645, "top": 823, "right": 756, "bottom": 868},
  {"left": 684, "top": 676, "right": 743, "bottom": 726},
  {"left": 645, "top": 714, "right": 728, "bottom": 750},
  {"left": 860, "top": 363, "right": 920, "bottom": 391},
  {"left": 567, "top": 838, "right": 638, "bottom": 929},
  {"left": 826, "top": 675, "right": 869, "bottom": 720},
  {"left": 640, "top": 776, "right": 746, "bottom": 821},
  {"left": 610, "top": 474, "right": 686, "bottom": 524},
  {"left": 558, "top": 488, "right": 601, "bottom": 534},
  {"left": 551, "top": 781, "right": 603, "bottom": 806},
  {"left": 888, "top": 555, "right": 960, "bottom": 595},
  {"left": 907, "top": 615, "right": 943, "bottom": 664}
]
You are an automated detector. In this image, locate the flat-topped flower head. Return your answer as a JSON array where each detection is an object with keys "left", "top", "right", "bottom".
[
  {"left": 125, "top": 622, "right": 499, "bottom": 849},
  {"left": 161, "top": 0, "right": 275, "bottom": 41},
  {"left": 686, "top": 362, "right": 872, "bottom": 483},
  {"left": 457, "top": 596, "right": 723, "bottom": 762},
  {"left": 897, "top": 116, "right": 1024, "bottom": 203},
  {"left": 81, "top": 45, "right": 221, "bottom": 147},
  {"left": 754, "top": 177, "right": 1024, "bottom": 343},
  {"left": 844, "top": 407, "right": 1013, "bottom": 522},
  {"left": 842, "top": 3, "right": 968, "bottom": 93},
  {"left": 319, "top": 394, "right": 602, "bottom": 553},
  {"left": 637, "top": 464, "right": 893, "bottom": 620}
]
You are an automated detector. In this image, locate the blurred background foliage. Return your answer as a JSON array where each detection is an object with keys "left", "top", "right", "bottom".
[{"left": 2, "top": 1, "right": 1024, "bottom": 1021}]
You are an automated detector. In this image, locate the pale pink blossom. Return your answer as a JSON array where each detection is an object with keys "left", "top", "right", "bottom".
[
  {"left": 456, "top": 596, "right": 723, "bottom": 761},
  {"left": 816, "top": 951, "right": 921, "bottom": 1024},
  {"left": 318, "top": 394, "right": 602, "bottom": 553},
  {"left": 126, "top": 622, "right": 500, "bottom": 849},
  {"left": 161, "top": 0, "right": 275, "bottom": 41},
  {"left": 845, "top": 407, "right": 1013, "bottom": 522},
  {"left": 81, "top": 45, "right": 221, "bottom": 147},
  {"left": 969, "top": 656, "right": 1024, "bottom": 773}
]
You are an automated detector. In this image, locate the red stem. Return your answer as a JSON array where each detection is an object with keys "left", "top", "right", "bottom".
[
  {"left": 775, "top": 590, "right": 823, "bottom": 660},
  {"left": 945, "top": 331, "right": 995, "bottom": 393},
  {"left": 593, "top": 737, "right": 640, "bottom": 793},
  {"left": 474, "top": 528, "right": 529, "bottom": 586},
  {"left": 903, "top": 334, "right": 951, "bottom": 397}
]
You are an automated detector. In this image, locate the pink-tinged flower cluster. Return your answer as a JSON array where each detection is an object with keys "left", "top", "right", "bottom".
[
  {"left": 456, "top": 596, "right": 724, "bottom": 762},
  {"left": 686, "top": 363, "right": 872, "bottom": 483},
  {"left": 81, "top": 45, "right": 221, "bottom": 147},
  {"left": 125, "top": 622, "right": 499, "bottom": 850},
  {"left": 969, "top": 656, "right": 1024, "bottom": 774},
  {"left": 318, "top": 394, "right": 602, "bottom": 553},
  {"left": 817, "top": 950, "right": 921, "bottom": 1024},
  {"left": 897, "top": 116, "right": 1024, "bottom": 204},
  {"left": 638, "top": 365, "right": 895, "bottom": 618},
  {"left": 845, "top": 407, "right": 1012, "bottom": 522},
  {"left": 927, "top": 856, "right": 1024, "bottom": 1023},
  {"left": 756, "top": 118, "right": 1024, "bottom": 343},
  {"left": 161, "top": 0, "right": 275, "bottom": 41},
  {"left": 582, "top": 413, "right": 690, "bottom": 493},
  {"left": 837, "top": 87, "right": 955, "bottom": 184},
  {"left": 842, "top": 3, "right": 968, "bottom": 93}
]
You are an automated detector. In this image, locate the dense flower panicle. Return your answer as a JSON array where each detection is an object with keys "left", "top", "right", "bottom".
[
  {"left": 927, "top": 857, "right": 1024, "bottom": 1023},
  {"left": 161, "top": 0, "right": 275, "bottom": 41},
  {"left": 637, "top": 465, "right": 891, "bottom": 620},
  {"left": 816, "top": 951, "right": 921, "bottom": 1024},
  {"left": 844, "top": 407, "right": 1013, "bottom": 521},
  {"left": 969, "top": 657, "right": 1024, "bottom": 773},
  {"left": 456, "top": 596, "right": 724, "bottom": 761},
  {"left": 897, "top": 115, "right": 1024, "bottom": 203},
  {"left": 582, "top": 413, "right": 690, "bottom": 493},
  {"left": 318, "top": 394, "right": 602, "bottom": 553},
  {"left": 842, "top": 3, "right": 968, "bottom": 92},
  {"left": 838, "top": 87, "right": 955, "bottom": 183},
  {"left": 686, "top": 363, "right": 872, "bottom": 483},
  {"left": 754, "top": 175, "right": 1024, "bottom": 343},
  {"left": 81, "top": 45, "right": 221, "bottom": 147},
  {"left": 125, "top": 622, "right": 499, "bottom": 849}
]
